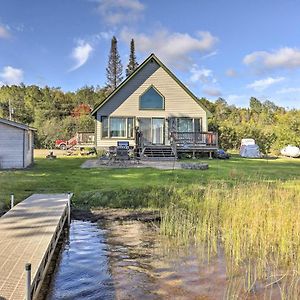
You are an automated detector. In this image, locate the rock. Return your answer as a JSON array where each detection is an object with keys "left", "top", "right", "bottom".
[{"left": 180, "top": 162, "right": 209, "bottom": 170}]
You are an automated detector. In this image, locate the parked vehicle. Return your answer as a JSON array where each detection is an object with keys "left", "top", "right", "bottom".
[
  {"left": 55, "top": 132, "right": 95, "bottom": 150},
  {"left": 281, "top": 145, "right": 300, "bottom": 158}
]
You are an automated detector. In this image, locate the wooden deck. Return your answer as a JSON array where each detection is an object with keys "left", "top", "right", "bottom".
[{"left": 0, "top": 194, "right": 70, "bottom": 300}]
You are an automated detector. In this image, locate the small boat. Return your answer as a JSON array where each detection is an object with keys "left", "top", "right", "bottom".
[{"left": 281, "top": 145, "right": 300, "bottom": 158}]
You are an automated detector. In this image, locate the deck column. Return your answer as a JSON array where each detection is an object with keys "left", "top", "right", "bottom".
[{"left": 192, "top": 150, "right": 196, "bottom": 159}]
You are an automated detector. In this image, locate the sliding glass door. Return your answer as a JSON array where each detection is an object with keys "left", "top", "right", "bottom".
[
  {"left": 139, "top": 118, "right": 152, "bottom": 145},
  {"left": 139, "top": 118, "right": 165, "bottom": 145},
  {"left": 152, "top": 118, "right": 164, "bottom": 144}
]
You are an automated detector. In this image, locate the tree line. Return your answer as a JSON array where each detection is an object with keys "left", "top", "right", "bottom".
[
  {"left": 203, "top": 97, "right": 300, "bottom": 154},
  {"left": 0, "top": 81, "right": 298, "bottom": 153}
]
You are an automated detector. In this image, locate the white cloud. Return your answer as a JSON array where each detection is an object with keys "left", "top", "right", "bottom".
[
  {"left": 247, "top": 77, "right": 285, "bottom": 91},
  {"left": 244, "top": 47, "right": 300, "bottom": 70},
  {"left": 189, "top": 64, "right": 216, "bottom": 84},
  {"left": 92, "top": 31, "right": 113, "bottom": 41},
  {"left": 276, "top": 87, "right": 300, "bottom": 94},
  {"left": 226, "top": 68, "right": 237, "bottom": 77},
  {"left": 97, "top": 0, "right": 145, "bottom": 25},
  {"left": 201, "top": 50, "right": 218, "bottom": 59},
  {"left": 202, "top": 87, "right": 222, "bottom": 97},
  {"left": 0, "top": 25, "right": 10, "bottom": 38},
  {"left": 226, "top": 94, "right": 249, "bottom": 107},
  {"left": 70, "top": 40, "right": 93, "bottom": 71},
  {"left": 0, "top": 66, "right": 24, "bottom": 85},
  {"left": 120, "top": 28, "right": 218, "bottom": 70}
]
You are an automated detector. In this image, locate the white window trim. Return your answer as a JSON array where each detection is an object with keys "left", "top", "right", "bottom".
[{"left": 101, "top": 116, "right": 135, "bottom": 139}]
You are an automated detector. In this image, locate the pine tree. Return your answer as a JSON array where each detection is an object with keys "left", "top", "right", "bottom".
[
  {"left": 106, "top": 36, "right": 123, "bottom": 92},
  {"left": 126, "top": 39, "right": 139, "bottom": 77}
]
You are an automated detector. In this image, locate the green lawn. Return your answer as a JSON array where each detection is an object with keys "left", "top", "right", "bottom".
[{"left": 0, "top": 155, "right": 299, "bottom": 208}]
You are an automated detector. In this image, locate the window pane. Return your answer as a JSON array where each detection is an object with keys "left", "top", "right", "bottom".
[
  {"left": 140, "top": 87, "right": 164, "bottom": 110},
  {"left": 110, "top": 118, "right": 126, "bottom": 137},
  {"left": 139, "top": 118, "right": 152, "bottom": 145},
  {"left": 194, "top": 118, "right": 202, "bottom": 132},
  {"left": 127, "top": 118, "right": 134, "bottom": 138},
  {"left": 102, "top": 116, "right": 108, "bottom": 138},
  {"left": 177, "top": 118, "right": 193, "bottom": 132},
  {"left": 152, "top": 118, "right": 164, "bottom": 144}
]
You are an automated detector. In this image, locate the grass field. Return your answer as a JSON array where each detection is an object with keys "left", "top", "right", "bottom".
[
  {"left": 1, "top": 153, "right": 300, "bottom": 297},
  {"left": 0, "top": 154, "right": 299, "bottom": 208}
]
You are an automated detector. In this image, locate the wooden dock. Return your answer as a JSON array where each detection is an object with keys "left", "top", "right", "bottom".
[{"left": 0, "top": 193, "right": 71, "bottom": 300}]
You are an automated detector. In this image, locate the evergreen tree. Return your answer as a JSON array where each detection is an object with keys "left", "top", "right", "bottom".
[
  {"left": 106, "top": 36, "right": 123, "bottom": 91},
  {"left": 126, "top": 39, "right": 139, "bottom": 77}
]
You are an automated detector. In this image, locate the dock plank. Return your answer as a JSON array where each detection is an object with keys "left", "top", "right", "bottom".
[{"left": 0, "top": 194, "right": 69, "bottom": 300}]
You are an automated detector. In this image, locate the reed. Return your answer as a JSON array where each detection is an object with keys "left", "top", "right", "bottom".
[{"left": 160, "top": 182, "right": 300, "bottom": 298}]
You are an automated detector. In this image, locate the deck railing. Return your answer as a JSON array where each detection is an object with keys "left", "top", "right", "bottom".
[{"left": 171, "top": 131, "right": 218, "bottom": 147}]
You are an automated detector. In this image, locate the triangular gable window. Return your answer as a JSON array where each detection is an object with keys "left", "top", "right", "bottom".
[{"left": 139, "top": 86, "right": 164, "bottom": 110}]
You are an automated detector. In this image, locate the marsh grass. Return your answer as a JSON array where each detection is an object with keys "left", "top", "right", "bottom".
[{"left": 160, "top": 182, "right": 300, "bottom": 298}]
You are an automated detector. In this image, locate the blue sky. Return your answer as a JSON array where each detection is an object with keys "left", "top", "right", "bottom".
[{"left": 1, "top": 0, "right": 300, "bottom": 108}]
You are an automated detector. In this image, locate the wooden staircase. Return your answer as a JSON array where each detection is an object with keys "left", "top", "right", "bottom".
[{"left": 141, "top": 146, "right": 176, "bottom": 160}]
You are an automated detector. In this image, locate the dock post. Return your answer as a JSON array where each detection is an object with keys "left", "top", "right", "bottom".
[
  {"left": 10, "top": 193, "right": 14, "bottom": 209},
  {"left": 67, "top": 192, "right": 71, "bottom": 226},
  {"left": 25, "top": 263, "right": 31, "bottom": 300}
]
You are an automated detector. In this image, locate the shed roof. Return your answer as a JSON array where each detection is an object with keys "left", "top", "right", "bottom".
[
  {"left": 91, "top": 53, "right": 211, "bottom": 116},
  {"left": 0, "top": 118, "right": 36, "bottom": 131}
]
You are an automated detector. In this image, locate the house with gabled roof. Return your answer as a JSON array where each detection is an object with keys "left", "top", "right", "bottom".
[
  {"left": 91, "top": 53, "right": 218, "bottom": 158},
  {"left": 0, "top": 118, "right": 35, "bottom": 169}
]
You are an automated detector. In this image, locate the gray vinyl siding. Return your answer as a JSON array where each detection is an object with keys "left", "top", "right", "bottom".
[
  {"left": 0, "top": 123, "right": 34, "bottom": 169},
  {"left": 95, "top": 60, "right": 207, "bottom": 148}
]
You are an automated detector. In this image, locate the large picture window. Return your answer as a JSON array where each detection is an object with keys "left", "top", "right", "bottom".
[
  {"left": 177, "top": 118, "right": 193, "bottom": 132},
  {"left": 110, "top": 118, "right": 126, "bottom": 137},
  {"left": 140, "top": 86, "right": 164, "bottom": 110},
  {"left": 194, "top": 118, "right": 202, "bottom": 132},
  {"left": 102, "top": 117, "right": 109, "bottom": 138},
  {"left": 127, "top": 117, "right": 134, "bottom": 138},
  {"left": 171, "top": 117, "right": 203, "bottom": 132},
  {"left": 101, "top": 116, "right": 135, "bottom": 138}
]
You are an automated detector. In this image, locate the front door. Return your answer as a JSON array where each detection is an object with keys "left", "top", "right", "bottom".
[
  {"left": 152, "top": 118, "right": 164, "bottom": 144},
  {"left": 139, "top": 118, "right": 165, "bottom": 145}
]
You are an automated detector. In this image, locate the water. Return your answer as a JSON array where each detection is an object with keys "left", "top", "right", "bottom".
[
  {"left": 46, "top": 221, "right": 114, "bottom": 300},
  {"left": 44, "top": 220, "right": 282, "bottom": 299}
]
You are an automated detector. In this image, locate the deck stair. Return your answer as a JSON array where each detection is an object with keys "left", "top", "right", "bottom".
[{"left": 141, "top": 146, "right": 176, "bottom": 160}]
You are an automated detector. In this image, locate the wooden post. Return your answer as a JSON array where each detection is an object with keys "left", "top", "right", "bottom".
[
  {"left": 67, "top": 192, "right": 71, "bottom": 226},
  {"left": 10, "top": 193, "right": 14, "bottom": 209},
  {"left": 25, "top": 263, "right": 31, "bottom": 300}
]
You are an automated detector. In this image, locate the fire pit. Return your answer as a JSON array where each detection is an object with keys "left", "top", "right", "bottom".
[{"left": 180, "top": 162, "right": 209, "bottom": 170}]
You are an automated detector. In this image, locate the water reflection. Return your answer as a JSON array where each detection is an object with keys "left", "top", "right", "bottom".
[
  {"left": 46, "top": 220, "right": 282, "bottom": 299},
  {"left": 46, "top": 221, "right": 114, "bottom": 300},
  {"left": 103, "top": 220, "right": 228, "bottom": 299}
]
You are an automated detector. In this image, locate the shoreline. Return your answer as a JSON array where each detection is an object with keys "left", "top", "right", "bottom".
[{"left": 72, "top": 207, "right": 161, "bottom": 223}]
